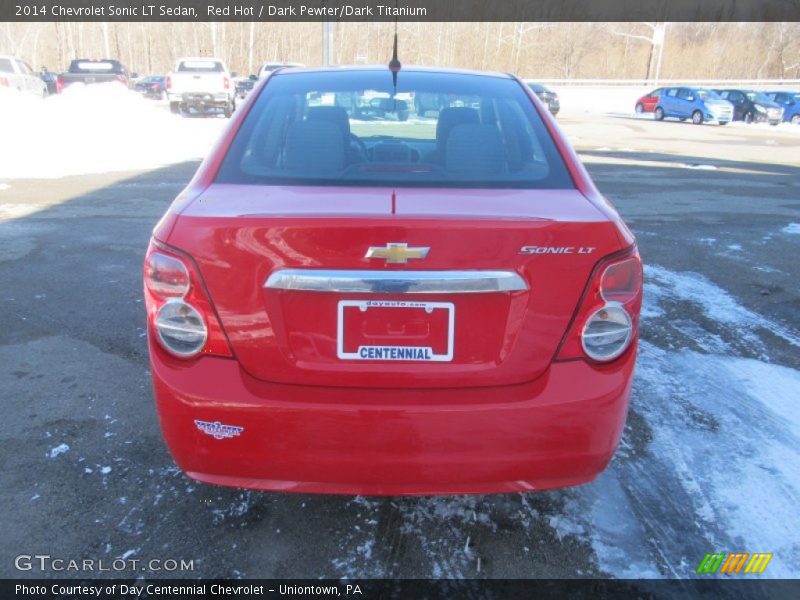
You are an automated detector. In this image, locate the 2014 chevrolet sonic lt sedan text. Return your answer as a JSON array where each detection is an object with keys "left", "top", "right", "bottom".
[{"left": 144, "top": 67, "right": 643, "bottom": 495}]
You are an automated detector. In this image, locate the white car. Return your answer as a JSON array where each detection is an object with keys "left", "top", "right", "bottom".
[
  {"left": 0, "top": 55, "right": 47, "bottom": 98},
  {"left": 257, "top": 62, "right": 305, "bottom": 79},
  {"left": 166, "top": 57, "right": 234, "bottom": 117}
]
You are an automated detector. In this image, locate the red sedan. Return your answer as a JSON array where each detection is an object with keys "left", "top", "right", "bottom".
[
  {"left": 635, "top": 88, "right": 663, "bottom": 113},
  {"left": 145, "top": 67, "right": 642, "bottom": 495}
]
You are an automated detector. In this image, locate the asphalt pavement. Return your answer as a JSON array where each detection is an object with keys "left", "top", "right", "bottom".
[{"left": 1, "top": 114, "right": 798, "bottom": 586}]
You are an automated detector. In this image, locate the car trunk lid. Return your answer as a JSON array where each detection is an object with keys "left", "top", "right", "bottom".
[{"left": 165, "top": 185, "right": 625, "bottom": 388}]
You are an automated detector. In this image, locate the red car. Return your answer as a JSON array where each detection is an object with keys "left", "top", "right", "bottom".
[
  {"left": 635, "top": 88, "right": 663, "bottom": 113},
  {"left": 145, "top": 67, "right": 642, "bottom": 495}
]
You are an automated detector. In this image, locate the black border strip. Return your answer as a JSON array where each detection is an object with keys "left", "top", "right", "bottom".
[
  {"left": 3, "top": 0, "right": 800, "bottom": 23},
  {"left": 4, "top": 578, "right": 800, "bottom": 599}
]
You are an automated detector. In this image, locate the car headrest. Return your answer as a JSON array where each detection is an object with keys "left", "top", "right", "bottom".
[
  {"left": 444, "top": 124, "right": 504, "bottom": 175},
  {"left": 307, "top": 106, "right": 351, "bottom": 139},
  {"left": 436, "top": 107, "right": 480, "bottom": 154},
  {"left": 284, "top": 120, "right": 345, "bottom": 172}
]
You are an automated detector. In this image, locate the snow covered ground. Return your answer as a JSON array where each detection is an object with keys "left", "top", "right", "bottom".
[{"left": 0, "top": 84, "right": 228, "bottom": 180}]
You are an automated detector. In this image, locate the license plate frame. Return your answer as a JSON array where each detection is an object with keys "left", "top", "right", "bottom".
[{"left": 337, "top": 299, "right": 455, "bottom": 362}]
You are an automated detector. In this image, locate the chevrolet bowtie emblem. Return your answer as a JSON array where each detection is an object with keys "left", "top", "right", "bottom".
[{"left": 365, "top": 243, "right": 430, "bottom": 264}]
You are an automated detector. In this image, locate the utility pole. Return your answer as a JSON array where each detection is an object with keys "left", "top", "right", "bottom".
[
  {"left": 322, "top": 20, "right": 334, "bottom": 66},
  {"left": 322, "top": 0, "right": 334, "bottom": 66}
]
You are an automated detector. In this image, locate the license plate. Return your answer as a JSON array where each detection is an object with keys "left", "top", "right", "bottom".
[{"left": 337, "top": 300, "right": 454, "bottom": 362}]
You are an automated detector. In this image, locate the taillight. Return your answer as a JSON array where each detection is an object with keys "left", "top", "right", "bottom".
[
  {"left": 223, "top": 76, "right": 230, "bottom": 90},
  {"left": 116, "top": 75, "right": 127, "bottom": 85},
  {"left": 556, "top": 247, "right": 643, "bottom": 363},
  {"left": 56, "top": 75, "right": 63, "bottom": 94},
  {"left": 0, "top": 76, "right": 8, "bottom": 87},
  {"left": 144, "top": 240, "right": 232, "bottom": 359},
  {"left": 166, "top": 75, "right": 172, "bottom": 90}
]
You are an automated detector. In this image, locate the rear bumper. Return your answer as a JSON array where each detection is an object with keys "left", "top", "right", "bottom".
[
  {"left": 150, "top": 340, "right": 636, "bottom": 495},
  {"left": 168, "top": 92, "right": 230, "bottom": 107}
]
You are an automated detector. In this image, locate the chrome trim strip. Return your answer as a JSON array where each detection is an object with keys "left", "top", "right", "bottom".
[{"left": 264, "top": 269, "right": 528, "bottom": 294}]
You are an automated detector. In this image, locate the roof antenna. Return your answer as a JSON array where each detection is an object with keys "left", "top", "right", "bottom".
[{"left": 388, "top": 2, "right": 401, "bottom": 107}]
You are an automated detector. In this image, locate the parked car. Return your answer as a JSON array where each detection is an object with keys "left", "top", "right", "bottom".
[
  {"left": 134, "top": 75, "right": 167, "bottom": 100},
  {"left": 634, "top": 88, "right": 663, "bottom": 113},
  {"left": 655, "top": 87, "right": 733, "bottom": 125},
  {"left": 144, "top": 66, "right": 643, "bottom": 495},
  {"left": 525, "top": 82, "right": 560, "bottom": 116},
  {"left": 233, "top": 75, "right": 257, "bottom": 109},
  {"left": 714, "top": 89, "right": 783, "bottom": 125},
  {"left": 765, "top": 90, "right": 800, "bottom": 124},
  {"left": 166, "top": 57, "right": 234, "bottom": 117},
  {"left": 60, "top": 59, "right": 130, "bottom": 89},
  {"left": 0, "top": 55, "right": 48, "bottom": 97},
  {"left": 39, "top": 67, "right": 61, "bottom": 95},
  {"left": 257, "top": 61, "right": 305, "bottom": 79}
]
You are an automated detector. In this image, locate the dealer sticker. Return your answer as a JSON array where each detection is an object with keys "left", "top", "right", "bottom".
[{"left": 194, "top": 420, "right": 244, "bottom": 440}]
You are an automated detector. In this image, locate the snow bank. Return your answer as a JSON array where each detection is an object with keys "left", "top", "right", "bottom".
[
  {"left": 555, "top": 85, "right": 655, "bottom": 116},
  {"left": 0, "top": 84, "right": 228, "bottom": 180}
]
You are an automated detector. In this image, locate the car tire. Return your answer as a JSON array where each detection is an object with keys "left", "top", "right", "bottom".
[
  {"left": 635, "top": 103, "right": 644, "bottom": 114},
  {"left": 397, "top": 110, "right": 409, "bottom": 122},
  {"left": 744, "top": 112, "right": 754, "bottom": 124},
  {"left": 654, "top": 106, "right": 665, "bottom": 121},
  {"left": 170, "top": 102, "right": 180, "bottom": 115},
  {"left": 719, "top": 121, "right": 729, "bottom": 125},
  {"left": 679, "top": 118, "right": 687, "bottom": 122},
  {"left": 791, "top": 114, "right": 800, "bottom": 125},
  {"left": 692, "top": 110, "right": 703, "bottom": 125},
  {"left": 224, "top": 101, "right": 234, "bottom": 118}
]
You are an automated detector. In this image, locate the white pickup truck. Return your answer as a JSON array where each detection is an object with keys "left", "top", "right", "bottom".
[
  {"left": 0, "top": 55, "right": 47, "bottom": 98},
  {"left": 166, "top": 57, "right": 234, "bottom": 117}
]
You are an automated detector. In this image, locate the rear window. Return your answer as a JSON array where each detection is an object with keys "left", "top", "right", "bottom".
[
  {"left": 178, "top": 60, "right": 224, "bottom": 72},
  {"left": 69, "top": 61, "right": 122, "bottom": 74},
  {"left": 216, "top": 70, "right": 573, "bottom": 189}
]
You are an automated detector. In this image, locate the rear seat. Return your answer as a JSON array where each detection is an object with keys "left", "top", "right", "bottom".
[
  {"left": 425, "top": 107, "right": 480, "bottom": 165},
  {"left": 284, "top": 120, "right": 345, "bottom": 172}
]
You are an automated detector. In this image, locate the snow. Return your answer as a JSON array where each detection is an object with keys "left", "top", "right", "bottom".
[
  {"left": 556, "top": 85, "right": 655, "bottom": 117},
  {"left": 0, "top": 85, "right": 227, "bottom": 180},
  {"left": 782, "top": 223, "right": 800, "bottom": 235},
  {"left": 645, "top": 264, "right": 800, "bottom": 348},
  {"left": 48, "top": 443, "right": 70, "bottom": 458},
  {"left": 624, "top": 343, "right": 800, "bottom": 578}
]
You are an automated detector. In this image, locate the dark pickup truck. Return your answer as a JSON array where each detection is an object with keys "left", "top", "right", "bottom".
[{"left": 60, "top": 59, "right": 130, "bottom": 89}]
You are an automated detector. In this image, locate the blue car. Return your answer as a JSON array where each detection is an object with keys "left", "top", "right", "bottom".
[
  {"left": 766, "top": 90, "right": 800, "bottom": 124},
  {"left": 654, "top": 87, "right": 734, "bottom": 125}
]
